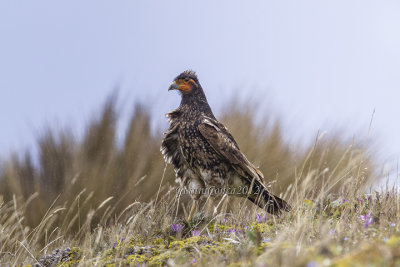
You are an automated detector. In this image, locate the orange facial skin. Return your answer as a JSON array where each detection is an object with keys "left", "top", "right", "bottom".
[{"left": 175, "top": 78, "right": 196, "bottom": 93}]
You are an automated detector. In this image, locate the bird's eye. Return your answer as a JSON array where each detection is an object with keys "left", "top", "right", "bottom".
[{"left": 185, "top": 78, "right": 190, "bottom": 82}]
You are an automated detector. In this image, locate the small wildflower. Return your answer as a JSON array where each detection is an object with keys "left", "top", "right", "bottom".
[
  {"left": 120, "top": 237, "right": 125, "bottom": 243},
  {"left": 329, "top": 229, "right": 336, "bottom": 236},
  {"left": 171, "top": 223, "right": 184, "bottom": 232},
  {"left": 358, "top": 198, "right": 364, "bottom": 204},
  {"left": 391, "top": 223, "right": 396, "bottom": 227},
  {"left": 359, "top": 212, "right": 373, "bottom": 228},
  {"left": 383, "top": 237, "right": 389, "bottom": 242},
  {"left": 192, "top": 230, "right": 201, "bottom": 237},
  {"left": 341, "top": 198, "right": 349, "bottom": 204},
  {"left": 227, "top": 228, "right": 237, "bottom": 234},
  {"left": 306, "top": 261, "right": 318, "bottom": 267},
  {"left": 222, "top": 218, "right": 227, "bottom": 223},
  {"left": 263, "top": 238, "right": 271, "bottom": 242},
  {"left": 344, "top": 236, "right": 349, "bottom": 241},
  {"left": 192, "top": 258, "right": 197, "bottom": 264},
  {"left": 256, "top": 214, "right": 266, "bottom": 223}
]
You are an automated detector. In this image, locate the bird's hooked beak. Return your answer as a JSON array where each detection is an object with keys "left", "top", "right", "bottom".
[{"left": 168, "top": 81, "right": 179, "bottom": 91}]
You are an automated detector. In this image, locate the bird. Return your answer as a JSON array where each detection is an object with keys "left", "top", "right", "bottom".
[{"left": 161, "top": 70, "right": 291, "bottom": 215}]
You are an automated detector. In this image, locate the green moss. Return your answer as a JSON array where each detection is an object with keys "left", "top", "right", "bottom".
[
  {"left": 152, "top": 237, "right": 165, "bottom": 245},
  {"left": 386, "top": 235, "right": 400, "bottom": 247},
  {"left": 148, "top": 251, "right": 172, "bottom": 265},
  {"left": 129, "top": 236, "right": 145, "bottom": 247},
  {"left": 126, "top": 254, "right": 146, "bottom": 264},
  {"left": 169, "top": 240, "right": 184, "bottom": 249}
]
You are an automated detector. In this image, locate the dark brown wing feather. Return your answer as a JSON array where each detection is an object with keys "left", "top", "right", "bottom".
[
  {"left": 198, "top": 116, "right": 291, "bottom": 214},
  {"left": 198, "top": 117, "right": 264, "bottom": 183}
]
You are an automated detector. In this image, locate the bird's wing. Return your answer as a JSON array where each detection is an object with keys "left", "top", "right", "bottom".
[{"left": 198, "top": 116, "right": 264, "bottom": 183}]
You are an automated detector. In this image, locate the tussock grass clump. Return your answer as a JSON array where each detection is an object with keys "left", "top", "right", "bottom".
[{"left": 0, "top": 96, "right": 390, "bottom": 266}]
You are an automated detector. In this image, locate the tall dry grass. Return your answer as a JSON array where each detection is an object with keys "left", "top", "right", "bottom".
[
  {"left": 0, "top": 97, "right": 374, "bottom": 229},
  {"left": 0, "top": 96, "right": 379, "bottom": 265}
]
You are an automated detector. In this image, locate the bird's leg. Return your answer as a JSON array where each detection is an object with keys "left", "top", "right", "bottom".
[
  {"left": 187, "top": 199, "right": 196, "bottom": 222},
  {"left": 204, "top": 196, "right": 214, "bottom": 217}
]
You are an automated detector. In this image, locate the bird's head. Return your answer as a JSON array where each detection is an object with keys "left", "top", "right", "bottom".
[{"left": 168, "top": 70, "right": 200, "bottom": 95}]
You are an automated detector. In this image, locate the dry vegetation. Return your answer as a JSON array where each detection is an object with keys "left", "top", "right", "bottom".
[{"left": 1, "top": 96, "right": 398, "bottom": 266}]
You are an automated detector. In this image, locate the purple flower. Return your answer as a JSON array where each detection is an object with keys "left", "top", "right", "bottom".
[
  {"left": 360, "top": 212, "right": 373, "bottom": 228},
  {"left": 120, "top": 237, "right": 125, "bottom": 243},
  {"left": 329, "top": 229, "right": 336, "bottom": 236},
  {"left": 192, "top": 258, "right": 197, "bottom": 264},
  {"left": 340, "top": 198, "right": 349, "bottom": 204},
  {"left": 306, "top": 261, "right": 317, "bottom": 267},
  {"left": 263, "top": 238, "right": 271, "bottom": 242},
  {"left": 222, "top": 218, "right": 227, "bottom": 223},
  {"left": 192, "top": 230, "right": 201, "bottom": 237},
  {"left": 358, "top": 198, "right": 364, "bottom": 204},
  {"left": 227, "top": 228, "right": 237, "bottom": 234},
  {"left": 256, "top": 214, "right": 266, "bottom": 223},
  {"left": 360, "top": 212, "right": 371, "bottom": 221},
  {"left": 171, "top": 223, "right": 184, "bottom": 232}
]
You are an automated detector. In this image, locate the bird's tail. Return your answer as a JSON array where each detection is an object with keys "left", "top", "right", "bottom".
[{"left": 247, "top": 179, "right": 291, "bottom": 215}]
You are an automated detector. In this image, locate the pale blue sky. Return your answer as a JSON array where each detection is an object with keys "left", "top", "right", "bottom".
[{"left": 0, "top": 1, "right": 399, "bottom": 169}]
